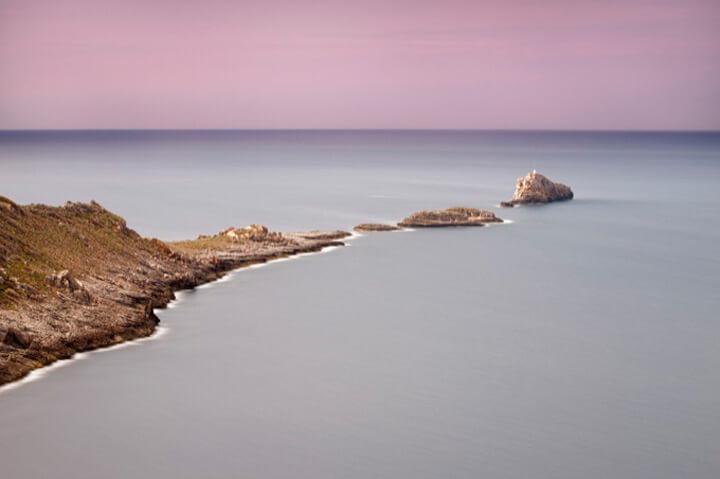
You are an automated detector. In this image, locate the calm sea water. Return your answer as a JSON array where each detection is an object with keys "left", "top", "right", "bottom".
[{"left": 1, "top": 131, "right": 719, "bottom": 478}]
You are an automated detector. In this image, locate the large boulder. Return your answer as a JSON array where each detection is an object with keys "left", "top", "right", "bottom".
[
  {"left": 398, "top": 207, "right": 502, "bottom": 227},
  {"left": 46, "top": 270, "right": 92, "bottom": 303},
  {"left": 501, "top": 171, "right": 573, "bottom": 207}
]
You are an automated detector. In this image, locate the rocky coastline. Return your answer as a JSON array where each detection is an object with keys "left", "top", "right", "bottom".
[
  {"left": 1, "top": 170, "right": 573, "bottom": 387},
  {"left": 0, "top": 198, "right": 348, "bottom": 386}
]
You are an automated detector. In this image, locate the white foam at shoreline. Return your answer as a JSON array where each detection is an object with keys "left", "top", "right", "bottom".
[
  {"left": 345, "top": 230, "right": 364, "bottom": 241},
  {"left": 0, "top": 241, "right": 343, "bottom": 396},
  {"left": 0, "top": 325, "right": 170, "bottom": 395}
]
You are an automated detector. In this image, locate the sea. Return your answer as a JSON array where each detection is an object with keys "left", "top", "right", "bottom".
[{"left": 1, "top": 130, "right": 719, "bottom": 478}]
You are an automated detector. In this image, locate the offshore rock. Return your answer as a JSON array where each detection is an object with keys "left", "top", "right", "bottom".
[
  {"left": 354, "top": 223, "right": 400, "bottom": 232},
  {"left": 397, "top": 207, "right": 502, "bottom": 227},
  {"left": 501, "top": 171, "right": 573, "bottom": 207}
]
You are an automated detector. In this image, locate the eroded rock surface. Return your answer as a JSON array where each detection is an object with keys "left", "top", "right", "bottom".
[
  {"left": 397, "top": 207, "right": 502, "bottom": 227},
  {"left": 501, "top": 171, "right": 573, "bottom": 207}
]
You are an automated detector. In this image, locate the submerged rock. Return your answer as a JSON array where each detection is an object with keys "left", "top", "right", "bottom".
[
  {"left": 397, "top": 207, "right": 502, "bottom": 227},
  {"left": 501, "top": 171, "right": 573, "bottom": 207},
  {"left": 354, "top": 223, "right": 400, "bottom": 232}
]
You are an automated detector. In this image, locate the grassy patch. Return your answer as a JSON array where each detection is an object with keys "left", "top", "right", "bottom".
[{"left": 0, "top": 199, "right": 169, "bottom": 307}]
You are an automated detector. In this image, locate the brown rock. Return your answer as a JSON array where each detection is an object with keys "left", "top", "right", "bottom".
[
  {"left": 354, "top": 223, "right": 401, "bottom": 232},
  {"left": 3, "top": 327, "right": 33, "bottom": 349},
  {"left": 220, "top": 224, "right": 287, "bottom": 242},
  {"left": 502, "top": 171, "right": 573, "bottom": 207},
  {"left": 0, "top": 195, "right": 24, "bottom": 216},
  {"left": 46, "top": 270, "right": 81, "bottom": 291},
  {"left": 397, "top": 207, "right": 502, "bottom": 227},
  {"left": 150, "top": 238, "right": 173, "bottom": 256},
  {"left": 46, "top": 270, "right": 92, "bottom": 303}
]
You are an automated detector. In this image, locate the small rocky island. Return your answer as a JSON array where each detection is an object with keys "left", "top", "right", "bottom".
[
  {"left": 398, "top": 207, "right": 502, "bottom": 227},
  {"left": 353, "top": 223, "right": 400, "bottom": 232},
  {"left": 500, "top": 171, "right": 573, "bottom": 207},
  {"left": 0, "top": 197, "right": 348, "bottom": 386}
]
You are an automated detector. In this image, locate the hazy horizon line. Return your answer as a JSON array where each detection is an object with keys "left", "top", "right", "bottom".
[{"left": 1, "top": 128, "right": 719, "bottom": 134}]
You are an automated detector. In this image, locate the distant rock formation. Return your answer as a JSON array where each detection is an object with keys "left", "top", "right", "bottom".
[
  {"left": 397, "top": 207, "right": 502, "bottom": 227},
  {"left": 354, "top": 223, "right": 400, "bottom": 232},
  {"left": 500, "top": 171, "right": 573, "bottom": 207}
]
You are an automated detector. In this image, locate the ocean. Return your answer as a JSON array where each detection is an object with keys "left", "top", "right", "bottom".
[{"left": 1, "top": 130, "right": 719, "bottom": 478}]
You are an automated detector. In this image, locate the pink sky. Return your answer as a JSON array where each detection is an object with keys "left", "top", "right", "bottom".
[{"left": 1, "top": 0, "right": 719, "bottom": 130}]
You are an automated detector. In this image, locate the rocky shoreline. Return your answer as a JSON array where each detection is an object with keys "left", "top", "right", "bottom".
[{"left": 0, "top": 198, "right": 348, "bottom": 386}]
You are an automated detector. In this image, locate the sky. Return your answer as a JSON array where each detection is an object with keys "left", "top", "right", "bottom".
[{"left": 1, "top": 0, "right": 719, "bottom": 130}]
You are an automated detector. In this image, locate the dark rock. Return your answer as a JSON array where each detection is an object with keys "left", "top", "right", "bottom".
[{"left": 3, "top": 327, "right": 32, "bottom": 349}]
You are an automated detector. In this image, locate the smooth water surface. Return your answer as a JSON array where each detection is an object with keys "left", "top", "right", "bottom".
[{"left": 1, "top": 131, "right": 719, "bottom": 478}]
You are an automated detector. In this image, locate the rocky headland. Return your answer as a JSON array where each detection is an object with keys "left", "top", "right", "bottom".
[
  {"left": 353, "top": 223, "right": 401, "bottom": 232},
  {"left": 500, "top": 171, "right": 573, "bottom": 207},
  {"left": 0, "top": 197, "right": 348, "bottom": 386},
  {"left": 397, "top": 207, "right": 502, "bottom": 227}
]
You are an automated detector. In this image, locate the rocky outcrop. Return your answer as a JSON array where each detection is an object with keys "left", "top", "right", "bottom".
[
  {"left": 220, "top": 224, "right": 287, "bottom": 243},
  {"left": 500, "top": 171, "right": 573, "bottom": 207},
  {"left": 2, "top": 327, "right": 32, "bottom": 349},
  {"left": 46, "top": 270, "right": 92, "bottom": 303},
  {"left": 0, "top": 198, "right": 350, "bottom": 387},
  {"left": 354, "top": 223, "right": 400, "bottom": 232},
  {"left": 397, "top": 207, "right": 502, "bottom": 227},
  {"left": 0, "top": 196, "right": 24, "bottom": 216}
]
